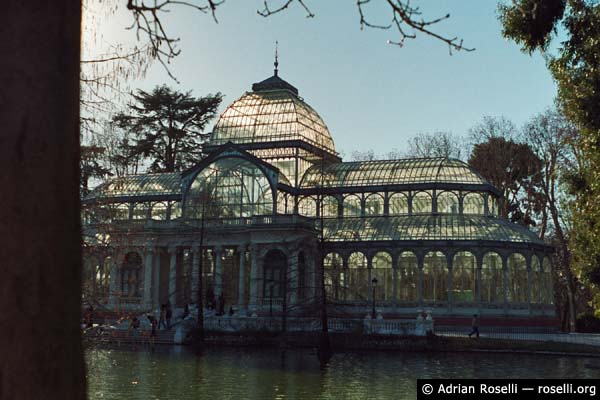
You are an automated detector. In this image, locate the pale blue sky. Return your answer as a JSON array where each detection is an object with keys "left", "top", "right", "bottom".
[{"left": 93, "top": 1, "right": 557, "bottom": 158}]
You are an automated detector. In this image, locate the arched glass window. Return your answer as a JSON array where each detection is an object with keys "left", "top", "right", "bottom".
[
  {"left": 83, "top": 256, "right": 100, "bottom": 300},
  {"left": 277, "top": 192, "right": 289, "bottom": 214},
  {"left": 169, "top": 201, "right": 182, "bottom": 220},
  {"left": 98, "top": 256, "right": 112, "bottom": 299},
  {"left": 372, "top": 251, "right": 393, "bottom": 300},
  {"left": 488, "top": 196, "right": 499, "bottom": 216},
  {"left": 531, "top": 256, "right": 541, "bottom": 304},
  {"left": 452, "top": 251, "right": 476, "bottom": 303},
  {"left": 263, "top": 249, "right": 287, "bottom": 299},
  {"left": 412, "top": 191, "right": 432, "bottom": 214},
  {"left": 365, "top": 193, "right": 384, "bottom": 216},
  {"left": 321, "top": 195, "right": 339, "bottom": 218},
  {"left": 347, "top": 252, "right": 368, "bottom": 301},
  {"left": 121, "top": 252, "right": 142, "bottom": 298},
  {"left": 114, "top": 203, "right": 130, "bottom": 221},
  {"left": 298, "top": 196, "right": 317, "bottom": 217},
  {"left": 343, "top": 194, "right": 362, "bottom": 217},
  {"left": 297, "top": 252, "right": 307, "bottom": 300},
  {"left": 542, "top": 257, "right": 553, "bottom": 304},
  {"left": 507, "top": 253, "right": 528, "bottom": 303},
  {"left": 397, "top": 251, "right": 418, "bottom": 302},
  {"left": 185, "top": 157, "right": 273, "bottom": 219},
  {"left": 132, "top": 203, "right": 149, "bottom": 220},
  {"left": 389, "top": 193, "right": 409, "bottom": 215},
  {"left": 437, "top": 191, "right": 459, "bottom": 214},
  {"left": 462, "top": 193, "right": 485, "bottom": 215},
  {"left": 422, "top": 251, "right": 447, "bottom": 302},
  {"left": 150, "top": 202, "right": 168, "bottom": 220},
  {"left": 481, "top": 252, "right": 503, "bottom": 303},
  {"left": 324, "top": 252, "right": 343, "bottom": 300}
]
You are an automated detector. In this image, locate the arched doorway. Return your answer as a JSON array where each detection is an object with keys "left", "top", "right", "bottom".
[
  {"left": 263, "top": 249, "right": 288, "bottom": 305},
  {"left": 121, "top": 251, "right": 142, "bottom": 299}
]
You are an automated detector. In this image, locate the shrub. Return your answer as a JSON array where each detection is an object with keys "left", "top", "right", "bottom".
[{"left": 576, "top": 313, "right": 600, "bottom": 333}]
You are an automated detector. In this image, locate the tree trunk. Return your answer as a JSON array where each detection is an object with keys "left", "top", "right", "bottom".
[
  {"left": 0, "top": 1, "right": 85, "bottom": 399},
  {"left": 549, "top": 202, "right": 577, "bottom": 332}
]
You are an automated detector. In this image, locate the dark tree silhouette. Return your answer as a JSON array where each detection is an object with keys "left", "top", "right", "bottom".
[
  {"left": 1, "top": 1, "right": 86, "bottom": 399},
  {"left": 112, "top": 85, "right": 222, "bottom": 172}
]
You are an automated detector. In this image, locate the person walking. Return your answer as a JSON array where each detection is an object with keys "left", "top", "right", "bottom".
[
  {"left": 468, "top": 314, "right": 480, "bottom": 339},
  {"left": 158, "top": 305, "right": 167, "bottom": 330},
  {"left": 148, "top": 314, "right": 157, "bottom": 346}
]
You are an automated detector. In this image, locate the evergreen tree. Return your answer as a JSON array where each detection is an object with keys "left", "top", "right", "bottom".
[{"left": 113, "top": 85, "right": 223, "bottom": 173}]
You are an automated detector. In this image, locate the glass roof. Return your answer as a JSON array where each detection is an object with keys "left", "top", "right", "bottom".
[
  {"left": 323, "top": 215, "right": 544, "bottom": 244},
  {"left": 84, "top": 173, "right": 181, "bottom": 201},
  {"left": 210, "top": 90, "right": 337, "bottom": 155},
  {"left": 300, "top": 158, "right": 489, "bottom": 188}
]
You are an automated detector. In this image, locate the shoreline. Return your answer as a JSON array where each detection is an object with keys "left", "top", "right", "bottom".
[{"left": 84, "top": 330, "right": 600, "bottom": 358}]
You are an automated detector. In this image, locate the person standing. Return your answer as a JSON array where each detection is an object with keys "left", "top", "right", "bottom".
[
  {"left": 468, "top": 314, "right": 480, "bottom": 339},
  {"left": 166, "top": 302, "right": 173, "bottom": 330}
]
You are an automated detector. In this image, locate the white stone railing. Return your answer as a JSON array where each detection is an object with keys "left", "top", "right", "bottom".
[{"left": 202, "top": 313, "right": 434, "bottom": 336}]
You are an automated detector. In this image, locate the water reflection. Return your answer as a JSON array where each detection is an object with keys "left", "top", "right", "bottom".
[{"left": 86, "top": 345, "right": 600, "bottom": 400}]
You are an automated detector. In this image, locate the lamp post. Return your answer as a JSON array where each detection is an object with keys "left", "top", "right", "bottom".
[{"left": 371, "top": 276, "right": 378, "bottom": 319}]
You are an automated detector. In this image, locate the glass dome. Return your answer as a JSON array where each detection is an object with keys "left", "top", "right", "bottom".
[{"left": 210, "top": 80, "right": 336, "bottom": 155}]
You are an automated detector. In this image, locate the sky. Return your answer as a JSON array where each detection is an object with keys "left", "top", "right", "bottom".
[{"left": 86, "top": 0, "right": 558, "bottom": 159}]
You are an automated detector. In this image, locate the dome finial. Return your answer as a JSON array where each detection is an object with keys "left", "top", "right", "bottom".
[{"left": 274, "top": 40, "right": 279, "bottom": 77}]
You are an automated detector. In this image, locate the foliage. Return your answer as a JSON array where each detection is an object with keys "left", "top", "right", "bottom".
[
  {"left": 575, "top": 312, "right": 600, "bottom": 333},
  {"left": 112, "top": 85, "right": 223, "bottom": 173},
  {"left": 405, "top": 131, "right": 464, "bottom": 160},
  {"left": 81, "top": 145, "right": 112, "bottom": 196},
  {"left": 468, "top": 115, "right": 518, "bottom": 144},
  {"left": 499, "top": 0, "right": 566, "bottom": 53},
  {"left": 469, "top": 137, "right": 543, "bottom": 227},
  {"left": 500, "top": 0, "right": 600, "bottom": 321},
  {"left": 500, "top": 0, "right": 600, "bottom": 326}
]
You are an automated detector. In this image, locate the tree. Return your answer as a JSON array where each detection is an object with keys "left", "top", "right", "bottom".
[
  {"left": 524, "top": 107, "right": 580, "bottom": 330},
  {"left": 81, "top": 145, "right": 112, "bottom": 196},
  {"left": 468, "top": 137, "right": 543, "bottom": 227},
  {"left": 2, "top": 2, "right": 85, "bottom": 400},
  {"left": 405, "top": 131, "right": 465, "bottom": 159},
  {"left": 468, "top": 115, "right": 518, "bottom": 145},
  {"left": 112, "top": 85, "right": 223, "bottom": 173},
  {"left": 499, "top": 0, "right": 600, "bottom": 329}
]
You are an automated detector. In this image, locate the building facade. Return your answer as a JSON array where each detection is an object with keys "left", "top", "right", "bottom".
[{"left": 82, "top": 70, "right": 554, "bottom": 320}]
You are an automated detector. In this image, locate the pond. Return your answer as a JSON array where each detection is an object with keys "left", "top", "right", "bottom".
[{"left": 86, "top": 345, "right": 600, "bottom": 400}]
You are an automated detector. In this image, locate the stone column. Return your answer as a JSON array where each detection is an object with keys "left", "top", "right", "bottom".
[
  {"left": 502, "top": 255, "right": 508, "bottom": 314},
  {"left": 417, "top": 255, "right": 424, "bottom": 308},
  {"left": 153, "top": 248, "right": 160, "bottom": 307},
  {"left": 309, "top": 247, "right": 318, "bottom": 300},
  {"left": 192, "top": 245, "right": 201, "bottom": 305},
  {"left": 367, "top": 255, "right": 373, "bottom": 302},
  {"left": 237, "top": 244, "right": 247, "bottom": 313},
  {"left": 143, "top": 246, "right": 154, "bottom": 307},
  {"left": 447, "top": 254, "right": 453, "bottom": 312},
  {"left": 214, "top": 245, "right": 223, "bottom": 297},
  {"left": 289, "top": 250, "right": 299, "bottom": 306},
  {"left": 168, "top": 246, "right": 177, "bottom": 307},
  {"left": 108, "top": 252, "right": 120, "bottom": 307},
  {"left": 342, "top": 256, "right": 349, "bottom": 301},
  {"left": 526, "top": 255, "right": 532, "bottom": 315},
  {"left": 392, "top": 254, "right": 399, "bottom": 308},
  {"left": 476, "top": 255, "right": 482, "bottom": 312},
  {"left": 249, "top": 244, "right": 259, "bottom": 314}
]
